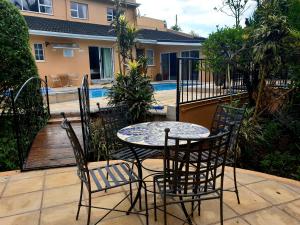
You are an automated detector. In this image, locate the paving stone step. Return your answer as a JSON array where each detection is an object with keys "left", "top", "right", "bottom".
[{"left": 48, "top": 117, "right": 81, "bottom": 124}]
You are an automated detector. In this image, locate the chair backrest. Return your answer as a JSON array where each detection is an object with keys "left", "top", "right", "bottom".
[
  {"left": 78, "top": 75, "right": 92, "bottom": 158},
  {"left": 61, "top": 118, "right": 90, "bottom": 186},
  {"left": 163, "top": 128, "right": 232, "bottom": 195},
  {"left": 211, "top": 104, "right": 246, "bottom": 154},
  {"left": 97, "top": 104, "right": 131, "bottom": 155}
]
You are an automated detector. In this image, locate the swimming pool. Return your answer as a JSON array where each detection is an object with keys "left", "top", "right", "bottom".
[{"left": 89, "top": 83, "right": 177, "bottom": 98}]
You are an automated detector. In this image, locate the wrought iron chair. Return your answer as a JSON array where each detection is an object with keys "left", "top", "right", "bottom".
[
  {"left": 153, "top": 128, "right": 232, "bottom": 225},
  {"left": 61, "top": 116, "right": 149, "bottom": 225},
  {"left": 97, "top": 103, "right": 161, "bottom": 164},
  {"left": 78, "top": 75, "right": 93, "bottom": 159},
  {"left": 210, "top": 104, "right": 246, "bottom": 204}
]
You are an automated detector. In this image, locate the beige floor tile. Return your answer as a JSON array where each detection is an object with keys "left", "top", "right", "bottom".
[
  {"left": 214, "top": 217, "right": 249, "bottom": 225},
  {"left": 40, "top": 202, "right": 87, "bottom": 225},
  {"left": 45, "top": 171, "right": 79, "bottom": 189},
  {"left": 224, "top": 186, "right": 271, "bottom": 215},
  {"left": 45, "top": 166, "right": 77, "bottom": 175},
  {"left": 89, "top": 192, "right": 132, "bottom": 223},
  {"left": 100, "top": 215, "right": 144, "bottom": 225},
  {"left": 246, "top": 180, "right": 300, "bottom": 205},
  {"left": 192, "top": 200, "right": 237, "bottom": 225},
  {"left": 0, "top": 191, "right": 42, "bottom": 217},
  {"left": 0, "top": 176, "right": 9, "bottom": 183},
  {"left": 141, "top": 204, "right": 187, "bottom": 225},
  {"left": 284, "top": 183, "right": 300, "bottom": 194},
  {"left": 2, "top": 177, "right": 44, "bottom": 197},
  {"left": 43, "top": 184, "right": 80, "bottom": 208},
  {"left": 278, "top": 199, "right": 300, "bottom": 221},
  {"left": 0, "top": 211, "right": 40, "bottom": 225},
  {"left": 225, "top": 169, "right": 265, "bottom": 185},
  {"left": 0, "top": 182, "right": 6, "bottom": 196},
  {"left": 9, "top": 170, "right": 45, "bottom": 181},
  {"left": 243, "top": 207, "right": 299, "bottom": 225}
]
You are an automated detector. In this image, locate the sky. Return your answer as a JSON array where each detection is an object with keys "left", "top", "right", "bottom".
[{"left": 136, "top": 0, "right": 257, "bottom": 37}]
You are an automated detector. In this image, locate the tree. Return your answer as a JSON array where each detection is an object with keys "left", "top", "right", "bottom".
[
  {"left": 111, "top": 0, "right": 137, "bottom": 75},
  {"left": 171, "top": 15, "right": 182, "bottom": 31},
  {"left": 190, "top": 30, "right": 200, "bottom": 38},
  {"left": 249, "top": 0, "right": 300, "bottom": 119},
  {"left": 214, "top": 0, "right": 250, "bottom": 27},
  {"left": 0, "top": 0, "right": 38, "bottom": 108},
  {"left": 203, "top": 27, "right": 244, "bottom": 74}
]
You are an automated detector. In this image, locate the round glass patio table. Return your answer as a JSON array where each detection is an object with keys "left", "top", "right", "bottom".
[
  {"left": 117, "top": 121, "right": 210, "bottom": 148},
  {"left": 117, "top": 121, "right": 210, "bottom": 217}
]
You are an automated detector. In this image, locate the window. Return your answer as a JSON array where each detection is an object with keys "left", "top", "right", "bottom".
[
  {"left": 70, "top": 2, "right": 88, "bottom": 19},
  {"left": 34, "top": 43, "right": 45, "bottom": 61},
  {"left": 107, "top": 8, "right": 116, "bottom": 22},
  {"left": 63, "top": 49, "right": 74, "bottom": 58},
  {"left": 11, "top": 0, "right": 53, "bottom": 14},
  {"left": 146, "top": 49, "right": 154, "bottom": 66}
]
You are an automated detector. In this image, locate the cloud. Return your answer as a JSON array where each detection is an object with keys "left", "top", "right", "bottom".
[{"left": 136, "top": 0, "right": 257, "bottom": 37}]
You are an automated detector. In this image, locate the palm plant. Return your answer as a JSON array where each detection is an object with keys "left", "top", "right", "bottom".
[{"left": 108, "top": 60, "right": 155, "bottom": 123}]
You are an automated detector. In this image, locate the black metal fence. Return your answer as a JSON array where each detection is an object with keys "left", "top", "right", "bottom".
[
  {"left": 0, "top": 77, "right": 50, "bottom": 170},
  {"left": 175, "top": 57, "right": 290, "bottom": 121}
]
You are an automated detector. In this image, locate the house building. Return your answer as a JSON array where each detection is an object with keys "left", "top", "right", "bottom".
[{"left": 10, "top": 0, "right": 205, "bottom": 87}]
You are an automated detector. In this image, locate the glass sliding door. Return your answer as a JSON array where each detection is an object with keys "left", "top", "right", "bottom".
[
  {"left": 181, "top": 50, "right": 200, "bottom": 81},
  {"left": 161, "top": 53, "right": 170, "bottom": 80},
  {"left": 161, "top": 52, "right": 177, "bottom": 80},
  {"left": 88, "top": 47, "right": 114, "bottom": 82},
  {"left": 101, "top": 48, "right": 113, "bottom": 80},
  {"left": 181, "top": 51, "right": 190, "bottom": 80}
]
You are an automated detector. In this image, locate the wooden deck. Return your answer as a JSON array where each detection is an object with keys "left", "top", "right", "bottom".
[{"left": 24, "top": 121, "right": 82, "bottom": 170}]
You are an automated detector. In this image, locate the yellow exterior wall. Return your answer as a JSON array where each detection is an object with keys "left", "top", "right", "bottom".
[
  {"left": 137, "top": 16, "right": 166, "bottom": 31},
  {"left": 179, "top": 94, "right": 248, "bottom": 128},
  {"left": 30, "top": 35, "right": 119, "bottom": 87},
  {"left": 31, "top": 35, "right": 204, "bottom": 87},
  {"left": 21, "top": 0, "right": 137, "bottom": 25}
]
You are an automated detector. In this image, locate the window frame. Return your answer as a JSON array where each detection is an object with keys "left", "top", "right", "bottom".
[
  {"left": 12, "top": 0, "right": 53, "bottom": 15},
  {"left": 146, "top": 49, "right": 155, "bottom": 66},
  {"left": 107, "top": 7, "right": 115, "bottom": 22},
  {"left": 33, "top": 43, "right": 45, "bottom": 62},
  {"left": 70, "top": 2, "right": 88, "bottom": 20}
]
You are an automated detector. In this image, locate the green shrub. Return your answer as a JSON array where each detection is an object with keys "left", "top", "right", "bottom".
[
  {"left": 0, "top": 0, "right": 38, "bottom": 104},
  {"left": 108, "top": 61, "right": 155, "bottom": 123},
  {"left": 0, "top": 0, "right": 39, "bottom": 170}
]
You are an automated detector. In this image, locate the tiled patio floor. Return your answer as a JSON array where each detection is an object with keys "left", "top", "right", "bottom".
[{"left": 0, "top": 159, "right": 299, "bottom": 225}]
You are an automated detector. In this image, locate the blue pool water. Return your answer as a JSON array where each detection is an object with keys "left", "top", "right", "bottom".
[{"left": 89, "top": 83, "right": 177, "bottom": 98}]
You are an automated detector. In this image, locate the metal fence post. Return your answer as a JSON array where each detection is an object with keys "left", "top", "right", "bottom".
[
  {"left": 176, "top": 57, "right": 180, "bottom": 121},
  {"left": 45, "top": 76, "right": 50, "bottom": 116},
  {"left": 10, "top": 89, "right": 23, "bottom": 170}
]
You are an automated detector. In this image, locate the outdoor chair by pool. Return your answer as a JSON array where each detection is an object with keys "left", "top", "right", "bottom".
[
  {"left": 97, "top": 103, "right": 161, "bottom": 165},
  {"left": 210, "top": 104, "right": 246, "bottom": 204},
  {"left": 153, "top": 128, "right": 232, "bottom": 225},
  {"left": 61, "top": 116, "right": 149, "bottom": 225},
  {"left": 78, "top": 75, "right": 94, "bottom": 160}
]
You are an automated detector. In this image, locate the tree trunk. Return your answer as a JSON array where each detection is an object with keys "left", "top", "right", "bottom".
[
  {"left": 118, "top": 51, "right": 122, "bottom": 76},
  {"left": 253, "top": 64, "right": 265, "bottom": 120}
]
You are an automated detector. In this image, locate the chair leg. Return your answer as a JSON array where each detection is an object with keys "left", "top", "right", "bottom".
[
  {"left": 87, "top": 191, "right": 92, "bottom": 225},
  {"left": 153, "top": 180, "right": 157, "bottom": 221},
  {"left": 132, "top": 162, "right": 142, "bottom": 210},
  {"left": 76, "top": 181, "right": 84, "bottom": 220},
  {"left": 191, "top": 197, "right": 194, "bottom": 217},
  {"left": 129, "top": 181, "right": 133, "bottom": 205},
  {"left": 144, "top": 182, "right": 149, "bottom": 225},
  {"left": 220, "top": 193, "right": 224, "bottom": 225},
  {"left": 233, "top": 157, "right": 240, "bottom": 204},
  {"left": 198, "top": 200, "right": 201, "bottom": 216},
  {"left": 164, "top": 193, "right": 167, "bottom": 225},
  {"left": 105, "top": 159, "right": 109, "bottom": 193}
]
